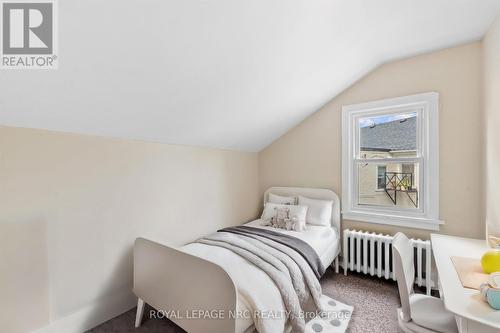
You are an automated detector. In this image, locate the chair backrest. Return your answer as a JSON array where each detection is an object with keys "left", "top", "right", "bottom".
[{"left": 392, "top": 232, "right": 415, "bottom": 322}]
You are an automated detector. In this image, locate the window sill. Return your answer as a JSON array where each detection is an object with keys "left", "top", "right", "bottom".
[{"left": 342, "top": 210, "right": 443, "bottom": 231}]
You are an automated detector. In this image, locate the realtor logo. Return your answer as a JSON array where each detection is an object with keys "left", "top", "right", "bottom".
[{"left": 1, "top": 0, "right": 57, "bottom": 69}]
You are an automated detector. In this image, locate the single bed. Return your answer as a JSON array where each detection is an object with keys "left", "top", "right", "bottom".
[{"left": 133, "top": 187, "right": 341, "bottom": 333}]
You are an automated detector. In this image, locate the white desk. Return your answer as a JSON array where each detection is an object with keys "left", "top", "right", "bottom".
[{"left": 431, "top": 234, "right": 500, "bottom": 333}]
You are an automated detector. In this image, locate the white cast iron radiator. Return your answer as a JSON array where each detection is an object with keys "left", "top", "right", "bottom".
[{"left": 342, "top": 229, "right": 433, "bottom": 295}]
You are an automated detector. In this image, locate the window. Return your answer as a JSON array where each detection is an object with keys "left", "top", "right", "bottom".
[
  {"left": 376, "top": 165, "right": 387, "bottom": 190},
  {"left": 342, "top": 92, "right": 441, "bottom": 230}
]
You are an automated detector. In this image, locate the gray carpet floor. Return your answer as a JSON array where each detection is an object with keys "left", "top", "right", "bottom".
[{"left": 87, "top": 269, "right": 404, "bottom": 333}]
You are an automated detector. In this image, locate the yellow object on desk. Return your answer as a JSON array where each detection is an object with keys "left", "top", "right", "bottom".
[{"left": 481, "top": 248, "right": 500, "bottom": 274}]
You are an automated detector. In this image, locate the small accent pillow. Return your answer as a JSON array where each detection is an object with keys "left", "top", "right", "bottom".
[
  {"left": 261, "top": 203, "right": 308, "bottom": 231},
  {"left": 261, "top": 203, "right": 281, "bottom": 221},
  {"left": 268, "top": 193, "right": 296, "bottom": 205},
  {"left": 298, "top": 195, "right": 333, "bottom": 227},
  {"left": 271, "top": 207, "right": 291, "bottom": 230},
  {"left": 287, "top": 205, "right": 307, "bottom": 231}
]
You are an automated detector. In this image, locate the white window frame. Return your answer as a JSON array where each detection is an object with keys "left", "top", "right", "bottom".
[{"left": 341, "top": 92, "right": 442, "bottom": 231}]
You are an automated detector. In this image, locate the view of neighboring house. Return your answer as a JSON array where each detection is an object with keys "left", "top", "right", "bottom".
[{"left": 358, "top": 114, "right": 419, "bottom": 209}]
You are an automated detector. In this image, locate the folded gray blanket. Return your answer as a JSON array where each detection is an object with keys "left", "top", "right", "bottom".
[
  {"left": 197, "top": 228, "right": 326, "bottom": 333},
  {"left": 230, "top": 233, "right": 323, "bottom": 312},
  {"left": 219, "top": 226, "right": 326, "bottom": 279}
]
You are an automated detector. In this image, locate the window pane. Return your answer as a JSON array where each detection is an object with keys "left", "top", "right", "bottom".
[
  {"left": 358, "top": 162, "right": 419, "bottom": 209},
  {"left": 358, "top": 112, "right": 417, "bottom": 159},
  {"left": 377, "top": 165, "right": 386, "bottom": 189}
]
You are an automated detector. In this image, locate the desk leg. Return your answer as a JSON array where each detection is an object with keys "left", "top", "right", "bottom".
[{"left": 456, "top": 316, "right": 467, "bottom": 333}]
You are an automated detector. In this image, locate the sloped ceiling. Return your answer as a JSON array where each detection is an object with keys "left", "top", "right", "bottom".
[{"left": 1, "top": 0, "right": 500, "bottom": 152}]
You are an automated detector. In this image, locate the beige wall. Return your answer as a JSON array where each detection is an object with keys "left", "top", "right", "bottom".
[
  {"left": 259, "top": 42, "right": 484, "bottom": 240},
  {"left": 0, "top": 126, "right": 259, "bottom": 333},
  {"left": 483, "top": 14, "right": 500, "bottom": 244}
]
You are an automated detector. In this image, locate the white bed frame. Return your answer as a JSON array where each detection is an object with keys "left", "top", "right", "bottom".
[{"left": 133, "top": 186, "right": 341, "bottom": 333}]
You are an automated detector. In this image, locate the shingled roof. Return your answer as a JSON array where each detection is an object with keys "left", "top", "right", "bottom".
[{"left": 360, "top": 116, "right": 416, "bottom": 151}]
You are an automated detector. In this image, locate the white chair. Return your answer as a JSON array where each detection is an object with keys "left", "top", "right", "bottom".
[{"left": 392, "top": 232, "right": 458, "bottom": 333}]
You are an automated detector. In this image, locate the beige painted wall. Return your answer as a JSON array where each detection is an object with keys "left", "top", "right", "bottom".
[
  {"left": 0, "top": 126, "right": 259, "bottom": 332},
  {"left": 259, "top": 42, "right": 484, "bottom": 240},
  {"left": 483, "top": 14, "right": 500, "bottom": 244}
]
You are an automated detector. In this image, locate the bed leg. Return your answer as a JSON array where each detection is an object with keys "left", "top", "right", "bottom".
[
  {"left": 135, "top": 298, "right": 145, "bottom": 328},
  {"left": 335, "top": 257, "right": 339, "bottom": 273}
]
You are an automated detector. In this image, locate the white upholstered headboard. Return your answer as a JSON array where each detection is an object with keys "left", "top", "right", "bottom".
[{"left": 263, "top": 187, "right": 341, "bottom": 232}]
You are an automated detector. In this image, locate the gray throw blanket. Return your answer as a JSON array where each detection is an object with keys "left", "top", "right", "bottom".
[
  {"left": 219, "top": 226, "right": 326, "bottom": 278},
  {"left": 196, "top": 228, "right": 326, "bottom": 333}
]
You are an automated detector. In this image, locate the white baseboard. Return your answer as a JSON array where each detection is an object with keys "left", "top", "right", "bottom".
[{"left": 32, "top": 290, "right": 137, "bottom": 333}]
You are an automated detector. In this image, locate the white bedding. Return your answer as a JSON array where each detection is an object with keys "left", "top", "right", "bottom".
[
  {"left": 181, "top": 220, "right": 339, "bottom": 333},
  {"left": 244, "top": 219, "right": 339, "bottom": 267}
]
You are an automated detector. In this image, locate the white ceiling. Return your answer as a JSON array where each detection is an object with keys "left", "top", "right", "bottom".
[{"left": 1, "top": 0, "right": 500, "bottom": 152}]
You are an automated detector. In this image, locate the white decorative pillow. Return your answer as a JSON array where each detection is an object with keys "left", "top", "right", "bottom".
[
  {"left": 261, "top": 203, "right": 281, "bottom": 221},
  {"left": 261, "top": 203, "right": 307, "bottom": 232},
  {"left": 268, "top": 193, "right": 296, "bottom": 205},
  {"left": 298, "top": 195, "right": 333, "bottom": 227},
  {"left": 287, "top": 205, "right": 308, "bottom": 231},
  {"left": 271, "top": 207, "right": 291, "bottom": 230}
]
